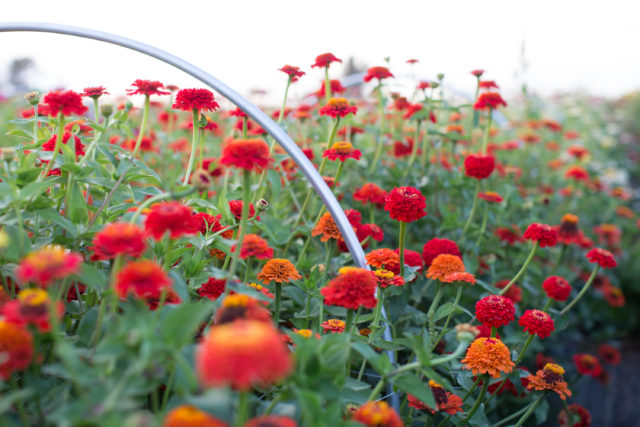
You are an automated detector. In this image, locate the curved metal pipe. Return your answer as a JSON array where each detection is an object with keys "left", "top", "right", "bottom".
[{"left": 0, "top": 22, "right": 399, "bottom": 409}]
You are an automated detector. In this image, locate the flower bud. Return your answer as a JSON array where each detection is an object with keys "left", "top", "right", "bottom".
[
  {"left": 1, "top": 147, "right": 16, "bottom": 161},
  {"left": 437, "top": 73, "right": 445, "bottom": 81},
  {"left": 255, "top": 198, "right": 269, "bottom": 213},
  {"left": 190, "top": 168, "right": 212, "bottom": 191},
  {"left": 100, "top": 104, "right": 113, "bottom": 118},
  {"left": 455, "top": 323, "right": 479, "bottom": 342},
  {"left": 430, "top": 82, "right": 440, "bottom": 89},
  {"left": 24, "top": 90, "right": 40, "bottom": 106},
  {"left": 0, "top": 229, "right": 8, "bottom": 249}
]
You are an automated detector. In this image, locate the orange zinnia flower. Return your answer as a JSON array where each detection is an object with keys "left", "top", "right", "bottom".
[
  {"left": 365, "top": 248, "right": 400, "bottom": 271},
  {"left": 257, "top": 259, "right": 301, "bottom": 284},
  {"left": 312, "top": 212, "right": 343, "bottom": 242},
  {"left": 163, "top": 405, "right": 226, "bottom": 427},
  {"left": 408, "top": 380, "right": 463, "bottom": 415},
  {"left": 462, "top": 337, "right": 515, "bottom": 378},
  {"left": 426, "top": 254, "right": 465, "bottom": 281},
  {"left": 526, "top": 363, "right": 572, "bottom": 400},
  {"left": 352, "top": 401, "right": 403, "bottom": 427},
  {"left": 0, "top": 319, "right": 33, "bottom": 379}
]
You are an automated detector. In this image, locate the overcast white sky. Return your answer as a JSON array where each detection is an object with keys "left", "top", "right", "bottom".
[{"left": 1, "top": 0, "right": 639, "bottom": 105}]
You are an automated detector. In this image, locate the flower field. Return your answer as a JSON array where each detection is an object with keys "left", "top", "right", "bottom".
[{"left": 0, "top": 53, "right": 637, "bottom": 426}]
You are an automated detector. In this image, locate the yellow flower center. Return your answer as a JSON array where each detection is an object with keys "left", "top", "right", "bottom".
[
  {"left": 374, "top": 269, "right": 395, "bottom": 280},
  {"left": 18, "top": 289, "right": 49, "bottom": 306},
  {"left": 222, "top": 294, "right": 250, "bottom": 308},
  {"left": 544, "top": 363, "right": 565, "bottom": 375}
]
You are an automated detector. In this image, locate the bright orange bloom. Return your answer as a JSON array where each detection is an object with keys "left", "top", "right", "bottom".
[
  {"left": 365, "top": 248, "right": 400, "bottom": 271},
  {"left": 214, "top": 294, "right": 272, "bottom": 324},
  {"left": 426, "top": 254, "right": 465, "bottom": 282},
  {"left": 526, "top": 363, "right": 572, "bottom": 400},
  {"left": 0, "top": 319, "right": 33, "bottom": 379},
  {"left": 442, "top": 272, "right": 476, "bottom": 285},
  {"left": 246, "top": 416, "right": 296, "bottom": 427},
  {"left": 312, "top": 212, "right": 343, "bottom": 242},
  {"left": 352, "top": 401, "right": 403, "bottom": 427},
  {"left": 257, "top": 259, "right": 301, "bottom": 284},
  {"left": 162, "top": 405, "right": 226, "bottom": 427},
  {"left": 15, "top": 245, "right": 82, "bottom": 287},
  {"left": 373, "top": 269, "right": 405, "bottom": 288},
  {"left": 196, "top": 320, "right": 293, "bottom": 390},
  {"left": 462, "top": 337, "right": 515, "bottom": 378},
  {"left": 321, "top": 319, "right": 346, "bottom": 333}
]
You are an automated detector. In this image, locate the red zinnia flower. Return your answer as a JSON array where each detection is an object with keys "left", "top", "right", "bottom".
[
  {"left": 90, "top": 222, "right": 147, "bottom": 260},
  {"left": 464, "top": 153, "right": 495, "bottom": 179},
  {"left": 542, "top": 276, "right": 572, "bottom": 301},
  {"left": 220, "top": 139, "right": 272, "bottom": 171},
  {"left": 278, "top": 65, "right": 305, "bottom": 82},
  {"left": 196, "top": 320, "right": 293, "bottom": 390},
  {"left": 320, "top": 268, "right": 377, "bottom": 310},
  {"left": 126, "top": 79, "right": 170, "bottom": 96},
  {"left": 197, "top": 277, "right": 226, "bottom": 300},
  {"left": 42, "top": 132, "right": 86, "bottom": 158},
  {"left": 495, "top": 226, "right": 525, "bottom": 245},
  {"left": 393, "top": 248, "right": 423, "bottom": 273},
  {"left": 478, "top": 191, "right": 503, "bottom": 203},
  {"left": 519, "top": 309, "right": 555, "bottom": 338},
  {"left": 352, "top": 401, "right": 403, "bottom": 427},
  {"left": 363, "top": 66, "right": 394, "bottom": 82},
  {"left": 422, "top": 238, "right": 461, "bottom": 267},
  {"left": 523, "top": 223, "right": 558, "bottom": 247},
  {"left": 233, "top": 234, "right": 274, "bottom": 260},
  {"left": 565, "top": 165, "right": 589, "bottom": 182},
  {"left": 471, "top": 69, "right": 485, "bottom": 77},
  {"left": 43, "top": 90, "right": 88, "bottom": 116},
  {"left": 314, "top": 79, "right": 346, "bottom": 98},
  {"left": 144, "top": 202, "right": 199, "bottom": 240},
  {"left": 0, "top": 320, "right": 33, "bottom": 379},
  {"left": 475, "top": 295, "right": 515, "bottom": 328},
  {"left": 408, "top": 380, "right": 463, "bottom": 415},
  {"left": 163, "top": 405, "right": 226, "bottom": 427},
  {"left": 319, "top": 97, "right": 357, "bottom": 118},
  {"left": 598, "top": 344, "right": 621, "bottom": 365},
  {"left": 473, "top": 92, "right": 507, "bottom": 110},
  {"left": 115, "top": 260, "right": 172, "bottom": 299},
  {"left": 82, "top": 86, "right": 109, "bottom": 99},
  {"left": 323, "top": 141, "right": 361, "bottom": 161},
  {"left": 311, "top": 52, "right": 342, "bottom": 68},
  {"left": 585, "top": 248, "right": 617, "bottom": 268},
  {"left": 215, "top": 293, "right": 272, "bottom": 324},
  {"left": 573, "top": 354, "right": 602, "bottom": 377},
  {"left": 479, "top": 80, "right": 499, "bottom": 90},
  {"left": 373, "top": 269, "right": 405, "bottom": 288},
  {"left": 228, "top": 200, "right": 260, "bottom": 221},
  {"left": 172, "top": 88, "right": 220, "bottom": 112},
  {"left": 494, "top": 279, "right": 522, "bottom": 303},
  {"left": 558, "top": 404, "right": 591, "bottom": 427},
  {"left": 2, "top": 289, "right": 64, "bottom": 332},
  {"left": 555, "top": 214, "right": 584, "bottom": 246},
  {"left": 384, "top": 186, "right": 427, "bottom": 223},
  {"left": 246, "top": 415, "right": 297, "bottom": 427},
  {"left": 15, "top": 245, "right": 82, "bottom": 287},
  {"left": 353, "top": 183, "right": 387, "bottom": 208},
  {"left": 194, "top": 213, "right": 232, "bottom": 237}
]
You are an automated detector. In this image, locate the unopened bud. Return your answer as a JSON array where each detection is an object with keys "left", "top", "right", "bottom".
[
  {"left": 455, "top": 323, "right": 479, "bottom": 342},
  {"left": 430, "top": 82, "right": 440, "bottom": 89},
  {"left": 437, "top": 73, "right": 445, "bottom": 81},
  {"left": 255, "top": 199, "right": 269, "bottom": 213},
  {"left": 100, "top": 104, "right": 113, "bottom": 118},
  {"left": 24, "top": 90, "right": 40, "bottom": 106},
  {"left": 190, "top": 168, "right": 213, "bottom": 191},
  {"left": 0, "top": 229, "right": 8, "bottom": 249},
  {"left": 1, "top": 147, "right": 16, "bottom": 161}
]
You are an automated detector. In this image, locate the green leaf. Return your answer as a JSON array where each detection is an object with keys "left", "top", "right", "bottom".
[
  {"left": 68, "top": 183, "right": 88, "bottom": 224},
  {"left": 74, "top": 264, "right": 108, "bottom": 292},
  {"left": 18, "top": 181, "right": 52, "bottom": 200},
  {"left": 433, "top": 302, "right": 455, "bottom": 322},
  {"left": 394, "top": 374, "right": 435, "bottom": 409},
  {"left": 161, "top": 301, "right": 212, "bottom": 348},
  {"left": 351, "top": 341, "right": 382, "bottom": 373},
  {"left": 534, "top": 396, "right": 550, "bottom": 424}
]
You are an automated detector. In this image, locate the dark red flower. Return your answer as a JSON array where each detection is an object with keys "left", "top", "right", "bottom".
[
  {"left": 464, "top": 153, "right": 495, "bottom": 179},
  {"left": 363, "top": 66, "right": 394, "bottom": 82},
  {"left": 233, "top": 234, "right": 274, "bottom": 260},
  {"left": 422, "top": 238, "right": 461, "bottom": 268},
  {"left": 320, "top": 268, "right": 377, "bottom": 310},
  {"left": 194, "top": 213, "right": 232, "bottom": 237},
  {"left": 220, "top": 139, "right": 272, "bottom": 171},
  {"left": 475, "top": 295, "right": 515, "bottom": 328},
  {"left": 473, "top": 92, "right": 507, "bottom": 110},
  {"left": 278, "top": 65, "right": 305, "bottom": 82},
  {"left": 393, "top": 248, "right": 423, "bottom": 272},
  {"left": 144, "top": 202, "right": 199, "bottom": 240},
  {"left": 558, "top": 404, "right": 591, "bottom": 427},
  {"left": 172, "top": 88, "right": 220, "bottom": 112},
  {"left": 43, "top": 90, "right": 88, "bottom": 116},
  {"left": 311, "top": 52, "right": 342, "bottom": 68},
  {"left": 90, "top": 222, "right": 147, "bottom": 260},
  {"left": 523, "top": 223, "right": 558, "bottom": 247},
  {"left": 542, "top": 276, "right": 572, "bottom": 301},
  {"left": 126, "top": 79, "right": 170, "bottom": 96},
  {"left": 478, "top": 191, "right": 503, "bottom": 203},
  {"left": 598, "top": 344, "right": 621, "bottom": 365},
  {"left": 585, "top": 248, "right": 617, "bottom": 269},
  {"left": 228, "top": 200, "right": 260, "bottom": 221},
  {"left": 495, "top": 226, "right": 525, "bottom": 245},
  {"left": 197, "top": 277, "right": 226, "bottom": 300},
  {"left": 82, "top": 86, "right": 109, "bottom": 99},
  {"left": 573, "top": 354, "right": 602, "bottom": 377},
  {"left": 42, "top": 132, "right": 85, "bottom": 158},
  {"left": 519, "top": 309, "right": 555, "bottom": 338},
  {"left": 384, "top": 186, "right": 427, "bottom": 223},
  {"left": 417, "top": 81, "right": 432, "bottom": 90}
]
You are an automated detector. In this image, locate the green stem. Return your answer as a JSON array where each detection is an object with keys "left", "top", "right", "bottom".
[
  {"left": 40, "top": 112, "right": 65, "bottom": 180},
  {"left": 131, "top": 95, "right": 150, "bottom": 158},
  {"left": 235, "top": 391, "right": 249, "bottom": 427},
  {"left": 493, "top": 399, "right": 537, "bottom": 427},
  {"left": 560, "top": 265, "right": 600, "bottom": 315},
  {"left": 398, "top": 222, "right": 407, "bottom": 278},
  {"left": 357, "top": 289, "right": 385, "bottom": 381},
  {"left": 475, "top": 202, "right": 489, "bottom": 248},
  {"left": 515, "top": 334, "right": 535, "bottom": 365},
  {"left": 404, "top": 120, "right": 421, "bottom": 178},
  {"left": 463, "top": 375, "right": 489, "bottom": 423},
  {"left": 512, "top": 393, "right": 546, "bottom": 427},
  {"left": 432, "top": 286, "right": 462, "bottom": 350},
  {"left": 183, "top": 108, "right": 200, "bottom": 186},
  {"left": 227, "top": 170, "right": 251, "bottom": 283},
  {"left": 481, "top": 108, "right": 493, "bottom": 154},
  {"left": 499, "top": 242, "right": 538, "bottom": 296},
  {"left": 324, "top": 67, "right": 331, "bottom": 104},
  {"left": 278, "top": 78, "right": 292, "bottom": 124},
  {"left": 461, "top": 180, "right": 481, "bottom": 238},
  {"left": 368, "top": 85, "right": 386, "bottom": 175},
  {"left": 427, "top": 283, "right": 443, "bottom": 341},
  {"left": 274, "top": 283, "right": 282, "bottom": 326},
  {"left": 345, "top": 309, "right": 354, "bottom": 334}
]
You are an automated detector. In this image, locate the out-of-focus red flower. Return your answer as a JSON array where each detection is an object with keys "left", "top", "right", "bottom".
[
  {"left": 215, "top": 294, "right": 272, "bottom": 324},
  {"left": 82, "top": 86, "right": 109, "bottom": 99},
  {"left": 475, "top": 295, "right": 515, "bottom": 328},
  {"left": 90, "top": 222, "right": 146, "bottom": 260},
  {"left": 233, "top": 234, "right": 274, "bottom": 260},
  {"left": 474, "top": 92, "right": 507, "bottom": 110},
  {"left": 384, "top": 186, "right": 427, "bottom": 223},
  {"left": 2, "top": 289, "right": 63, "bottom": 332},
  {"left": 228, "top": 200, "right": 260, "bottom": 221},
  {"left": 220, "top": 139, "right": 272, "bottom": 171},
  {"left": 573, "top": 354, "right": 602, "bottom": 377},
  {"left": 593, "top": 224, "right": 622, "bottom": 247},
  {"left": 0, "top": 320, "right": 33, "bottom": 379},
  {"left": 15, "top": 245, "right": 82, "bottom": 287},
  {"left": 352, "top": 401, "right": 403, "bottom": 427},
  {"left": 555, "top": 214, "right": 584, "bottom": 246},
  {"left": 598, "top": 344, "right": 621, "bottom": 365},
  {"left": 519, "top": 309, "right": 555, "bottom": 338},
  {"left": 323, "top": 141, "right": 361, "bottom": 161},
  {"left": 408, "top": 380, "right": 463, "bottom": 415},
  {"left": 417, "top": 81, "right": 432, "bottom": 90},
  {"left": 311, "top": 52, "right": 342, "bottom": 68},
  {"left": 320, "top": 268, "right": 377, "bottom": 310},
  {"left": 495, "top": 225, "right": 525, "bottom": 245},
  {"left": 163, "top": 405, "right": 226, "bottom": 427},
  {"left": 321, "top": 319, "right": 345, "bottom": 334},
  {"left": 196, "top": 320, "right": 293, "bottom": 390},
  {"left": 464, "top": 153, "right": 495, "bottom": 179},
  {"left": 126, "top": 79, "right": 170, "bottom": 96},
  {"left": 478, "top": 191, "right": 503, "bottom": 203},
  {"left": 471, "top": 69, "right": 485, "bottom": 77},
  {"left": 363, "top": 66, "right": 394, "bottom": 82},
  {"left": 42, "top": 132, "right": 85, "bottom": 158},
  {"left": 172, "top": 88, "right": 220, "bottom": 112},
  {"left": 585, "top": 248, "right": 617, "bottom": 268},
  {"left": 558, "top": 404, "right": 591, "bottom": 427},
  {"left": 494, "top": 279, "right": 522, "bottom": 303},
  {"left": 115, "top": 260, "right": 172, "bottom": 299},
  {"left": 319, "top": 97, "right": 357, "bottom": 118},
  {"left": 353, "top": 183, "right": 387, "bottom": 208},
  {"left": 43, "top": 90, "right": 88, "bottom": 116},
  {"left": 565, "top": 165, "right": 589, "bottom": 182},
  {"left": 314, "top": 79, "right": 346, "bottom": 98},
  {"left": 245, "top": 415, "right": 297, "bottom": 427},
  {"left": 543, "top": 276, "right": 572, "bottom": 301},
  {"left": 523, "top": 223, "right": 558, "bottom": 247},
  {"left": 144, "top": 202, "right": 199, "bottom": 240},
  {"left": 278, "top": 65, "right": 305, "bottom": 82},
  {"left": 197, "top": 277, "right": 226, "bottom": 300},
  {"left": 393, "top": 248, "right": 423, "bottom": 272},
  {"left": 479, "top": 80, "right": 499, "bottom": 89}
]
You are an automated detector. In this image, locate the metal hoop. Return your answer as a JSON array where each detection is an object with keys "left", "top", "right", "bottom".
[{"left": 0, "top": 22, "right": 400, "bottom": 409}]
